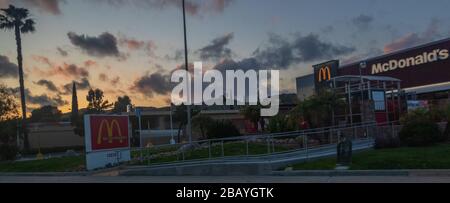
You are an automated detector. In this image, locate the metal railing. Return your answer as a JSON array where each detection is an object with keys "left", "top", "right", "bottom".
[{"left": 130, "top": 121, "right": 399, "bottom": 165}]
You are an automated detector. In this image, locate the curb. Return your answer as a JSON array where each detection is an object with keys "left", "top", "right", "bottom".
[
  {"left": 0, "top": 166, "right": 125, "bottom": 177},
  {"left": 272, "top": 169, "right": 450, "bottom": 177},
  {"left": 272, "top": 170, "right": 409, "bottom": 176}
]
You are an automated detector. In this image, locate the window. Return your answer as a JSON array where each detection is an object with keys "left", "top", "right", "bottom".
[{"left": 372, "top": 91, "right": 386, "bottom": 111}]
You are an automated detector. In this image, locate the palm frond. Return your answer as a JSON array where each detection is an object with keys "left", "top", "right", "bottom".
[
  {"left": 21, "top": 18, "right": 35, "bottom": 33},
  {"left": 0, "top": 14, "right": 15, "bottom": 30},
  {"left": 1, "top": 5, "right": 30, "bottom": 21}
]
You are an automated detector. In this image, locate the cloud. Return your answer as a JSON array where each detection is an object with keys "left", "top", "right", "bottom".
[
  {"left": 1, "top": 0, "right": 64, "bottom": 15},
  {"left": 27, "top": 92, "right": 68, "bottom": 107},
  {"left": 198, "top": 33, "right": 233, "bottom": 60},
  {"left": 34, "top": 79, "right": 59, "bottom": 92},
  {"left": 0, "top": 55, "right": 18, "bottom": 79},
  {"left": 352, "top": 14, "right": 374, "bottom": 31},
  {"left": 84, "top": 60, "right": 97, "bottom": 67},
  {"left": 384, "top": 18, "right": 443, "bottom": 53},
  {"left": 32, "top": 55, "right": 53, "bottom": 67},
  {"left": 131, "top": 72, "right": 172, "bottom": 98},
  {"left": 213, "top": 58, "right": 262, "bottom": 72},
  {"left": 32, "top": 57, "right": 90, "bottom": 79},
  {"left": 56, "top": 47, "right": 68, "bottom": 57},
  {"left": 321, "top": 25, "right": 334, "bottom": 34},
  {"left": 165, "top": 49, "right": 184, "bottom": 61},
  {"left": 49, "top": 63, "right": 89, "bottom": 79},
  {"left": 61, "top": 77, "right": 91, "bottom": 95},
  {"left": 118, "top": 35, "right": 156, "bottom": 56},
  {"left": 97, "top": 0, "right": 233, "bottom": 16},
  {"left": 98, "top": 73, "right": 120, "bottom": 87},
  {"left": 67, "top": 32, "right": 122, "bottom": 58},
  {"left": 253, "top": 33, "right": 355, "bottom": 69},
  {"left": 9, "top": 87, "right": 68, "bottom": 107},
  {"left": 341, "top": 47, "right": 383, "bottom": 65}
]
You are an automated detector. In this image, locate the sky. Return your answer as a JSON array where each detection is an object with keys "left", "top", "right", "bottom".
[{"left": 1, "top": 0, "right": 450, "bottom": 114}]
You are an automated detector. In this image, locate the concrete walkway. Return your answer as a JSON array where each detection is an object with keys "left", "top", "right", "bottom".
[{"left": 120, "top": 139, "right": 374, "bottom": 176}]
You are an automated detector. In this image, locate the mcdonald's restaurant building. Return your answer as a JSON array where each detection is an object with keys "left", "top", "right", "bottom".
[{"left": 296, "top": 38, "right": 450, "bottom": 122}]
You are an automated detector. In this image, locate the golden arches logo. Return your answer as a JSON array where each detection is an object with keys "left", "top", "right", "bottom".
[
  {"left": 97, "top": 119, "right": 126, "bottom": 145},
  {"left": 318, "top": 66, "right": 331, "bottom": 82}
]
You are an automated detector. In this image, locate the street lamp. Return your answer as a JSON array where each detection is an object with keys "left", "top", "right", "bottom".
[{"left": 182, "top": 0, "right": 192, "bottom": 143}]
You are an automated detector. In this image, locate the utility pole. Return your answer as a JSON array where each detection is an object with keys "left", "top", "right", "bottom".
[{"left": 182, "top": 0, "right": 192, "bottom": 143}]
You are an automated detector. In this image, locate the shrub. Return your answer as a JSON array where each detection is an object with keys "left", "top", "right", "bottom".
[
  {"left": 206, "top": 120, "right": 241, "bottom": 139},
  {"left": 0, "top": 144, "right": 18, "bottom": 161},
  {"left": 443, "top": 121, "right": 450, "bottom": 141},
  {"left": 399, "top": 120, "right": 443, "bottom": 147},
  {"left": 374, "top": 135, "right": 401, "bottom": 149},
  {"left": 268, "top": 115, "right": 295, "bottom": 133}
]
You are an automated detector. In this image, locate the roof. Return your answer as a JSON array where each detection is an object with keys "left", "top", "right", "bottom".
[
  {"left": 404, "top": 81, "right": 450, "bottom": 94},
  {"left": 341, "top": 37, "right": 450, "bottom": 67},
  {"left": 332, "top": 75, "right": 401, "bottom": 82}
]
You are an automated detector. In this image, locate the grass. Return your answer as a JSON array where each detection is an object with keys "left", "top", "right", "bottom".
[
  {"left": 0, "top": 156, "right": 85, "bottom": 172},
  {"left": 291, "top": 143, "right": 450, "bottom": 170}
]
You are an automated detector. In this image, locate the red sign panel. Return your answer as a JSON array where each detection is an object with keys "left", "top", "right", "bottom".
[{"left": 90, "top": 116, "right": 129, "bottom": 150}]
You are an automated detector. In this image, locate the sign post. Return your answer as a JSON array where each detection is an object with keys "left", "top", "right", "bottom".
[
  {"left": 135, "top": 108, "right": 143, "bottom": 161},
  {"left": 84, "top": 115, "right": 131, "bottom": 171}
]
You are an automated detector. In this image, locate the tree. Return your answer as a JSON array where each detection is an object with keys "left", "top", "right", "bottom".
[
  {"left": 206, "top": 120, "right": 241, "bottom": 139},
  {"left": 113, "top": 95, "right": 132, "bottom": 113},
  {"left": 30, "top": 105, "right": 62, "bottom": 123},
  {"left": 241, "top": 105, "right": 264, "bottom": 132},
  {"left": 173, "top": 104, "right": 199, "bottom": 142},
  {"left": 0, "top": 84, "right": 19, "bottom": 160},
  {"left": 70, "top": 81, "right": 78, "bottom": 124},
  {"left": 0, "top": 84, "right": 18, "bottom": 122},
  {"left": 290, "top": 90, "right": 345, "bottom": 128},
  {"left": 86, "top": 88, "right": 113, "bottom": 114},
  {"left": 70, "top": 82, "right": 84, "bottom": 137},
  {"left": 1, "top": 5, "right": 36, "bottom": 151},
  {"left": 192, "top": 114, "right": 213, "bottom": 140}
]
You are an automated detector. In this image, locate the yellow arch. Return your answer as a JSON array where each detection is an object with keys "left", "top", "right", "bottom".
[
  {"left": 96, "top": 119, "right": 124, "bottom": 145},
  {"left": 318, "top": 66, "right": 331, "bottom": 82},
  {"left": 110, "top": 119, "right": 123, "bottom": 143}
]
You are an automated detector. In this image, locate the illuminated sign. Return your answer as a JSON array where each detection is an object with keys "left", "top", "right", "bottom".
[
  {"left": 372, "top": 49, "right": 449, "bottom": 74},
  {"left": 84, "top": 115, "right": 131, "bottom": 170},
  {"left": 90, "top": 116, "right": 129, "bottom": 150},
  {"left": 318, "top": 66, "right": 332, "bottom": 82},
  {"left": 313, "top": 60, "right": 339, "bottom": 92}
]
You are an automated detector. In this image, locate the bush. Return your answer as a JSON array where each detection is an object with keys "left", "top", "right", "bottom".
[
  {"left": 268, "top": 115, "right": 295, "bottom": 133},
  {"left": 206, "top": 120, "right": 241, "bottom": 139},
  {"left": 374, "top": 135, "right": 401, "bottom": 149},
  {"left": 0, "top": 144, "right": 18, "bottom": 161},
  {"left": 399, "top": 120, "right": 443, "bottom": 147}
]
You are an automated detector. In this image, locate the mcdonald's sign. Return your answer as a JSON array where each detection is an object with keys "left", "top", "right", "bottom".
[
  {"left": 313, "top": 60, "right": 338, "bottom": 92},
  {"left": 317, "top": 66, "right": 331, "bottom": 82},
  {"left": 89, "top": 116, "right": 129, "bottom": 150}
]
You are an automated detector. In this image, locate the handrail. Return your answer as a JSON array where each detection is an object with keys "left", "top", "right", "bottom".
[{"left": 131, "top": 121, "right": 398, "bottom": 153}]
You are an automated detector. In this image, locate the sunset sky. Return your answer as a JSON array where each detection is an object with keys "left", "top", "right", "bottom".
[{"left": 1, "top": 0, "right": 450, "bottom": 114}]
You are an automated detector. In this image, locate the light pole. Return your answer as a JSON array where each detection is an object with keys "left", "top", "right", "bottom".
[
  {"left": 359, "top": 61, "right": 367, "bottom": 99},
  {"left": 182, "top": 0, "right": 192, "bottom": 143},
  {"left": 170, "top": 103, "right": 175, "bottom": 144}
]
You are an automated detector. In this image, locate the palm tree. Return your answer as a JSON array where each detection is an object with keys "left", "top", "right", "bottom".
[{"left": 1, "top": 5, "right": 36, "bottom": 151}]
